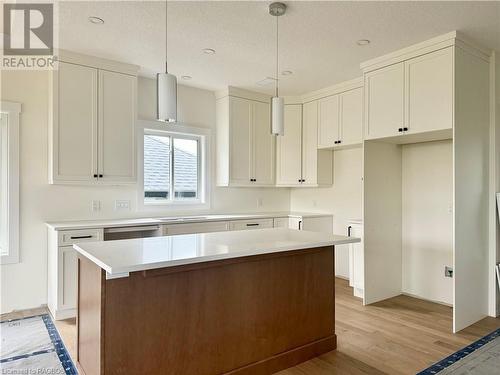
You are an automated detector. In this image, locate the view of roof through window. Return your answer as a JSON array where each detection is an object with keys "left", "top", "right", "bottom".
[{"left": 144, "top": 134, "right": 198, "bottom": 201}]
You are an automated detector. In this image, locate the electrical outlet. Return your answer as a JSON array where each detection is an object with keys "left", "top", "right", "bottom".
[
  {"left": 91, "top": 200, "right": 101, "bottom": 212},
  {"left": 114, "top": 200, "right": 130, "bottom": 211},
  {"left": 445, "top": 266, "right": 453, "bottom": 278}
]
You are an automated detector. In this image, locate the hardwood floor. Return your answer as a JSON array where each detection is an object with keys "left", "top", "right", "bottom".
[{"left": 3, "top": 278, "right": 499, "bottom": 374}]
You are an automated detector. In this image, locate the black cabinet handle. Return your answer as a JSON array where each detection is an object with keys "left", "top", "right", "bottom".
[
  {"left": 93, "top": 174, "right": 98, "bottom": 178},
  {"left": 298, "top": 220, "right": 303, "bottom": 230},
  {"left": 338, "top": 140, "right": 342, "bottom": 144},
  {"left": 334, "top": 140, "right": 338, "bottom": 144},
  {"left": 403, "top": 127, "right": 408, "bottom": 131},
  {"left": 70, "top": 235, "right": 93, "bottom": 239},
  {"left": 246, "top": 223, "right": 259, "bottom": 227},
  {"left": 398, "top": 128, "right": 403, "bottom": 132},
  {"left": 99, "top": 174, "right": 103, "bottom": 178},
  {"left": 347, "top": 226, "right": 352, "bottom": 237},
  {"left": 298, "top": 179, "right": 302, "bottom": 182}
]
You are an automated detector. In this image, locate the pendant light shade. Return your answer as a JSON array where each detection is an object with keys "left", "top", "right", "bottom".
[
  {"left": 157, "top": 71, "right": 177, "bottom": 122},
  {"left": 157, "top": 0, "right": 177, "bottom": 122},
  {"left": 271, "top": 96, "right": 284, "bottom": 136},
  {"left": 269, "top": 2, "right": 286, "bottom": 136}
]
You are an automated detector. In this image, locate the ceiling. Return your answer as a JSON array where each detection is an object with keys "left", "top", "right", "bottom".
[{"left": 57, "top": 1, "right": 500, "bottom": 96}]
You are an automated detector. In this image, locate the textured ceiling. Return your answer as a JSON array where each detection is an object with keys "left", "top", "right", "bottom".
[{"left": 57, "top": 1, "right": 500, "bottom": 95}]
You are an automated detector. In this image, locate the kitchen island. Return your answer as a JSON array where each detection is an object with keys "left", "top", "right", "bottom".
[{"left": 73, "top": 228, "right": 359, "bottom": 375}]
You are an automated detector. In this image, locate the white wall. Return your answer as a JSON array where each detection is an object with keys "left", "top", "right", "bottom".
[
  {"left": 401, "top": 140, "right": 453, "bottom": 305},
  {"left": 289, "top": 147, "right": 363, "bottom": 278},
  {"left": 0, "top": 72, "right": 289, "bottom": 314}
]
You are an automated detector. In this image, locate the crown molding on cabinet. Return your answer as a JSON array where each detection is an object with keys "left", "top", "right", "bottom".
[
  {"left": 215, "top": 86, "right": 271, "bottom": 104},
  {"left": 360, "top": 31, "right": 490, "bottom": 73},
  {"left": 55, "top": 49, "right": 140, "bottom": 76},
  {"left": 301, "top": 77, "right": 364, "bottom": 104}
]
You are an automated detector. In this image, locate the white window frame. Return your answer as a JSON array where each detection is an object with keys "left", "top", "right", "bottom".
[
  {"left": 137, "top": 119, "right": 211, "bottom": 211},
  {"left": 0, "top": 101, "right": 21, "bottom": 265}
]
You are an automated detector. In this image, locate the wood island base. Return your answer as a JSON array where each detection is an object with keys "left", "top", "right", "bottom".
[{"left": 77, "top": 246, "right": 336, "bottom": 375}]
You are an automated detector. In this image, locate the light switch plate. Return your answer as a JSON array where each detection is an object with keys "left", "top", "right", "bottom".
[{"left": 114, "top": 200, "right": 130, "bottom": 211}]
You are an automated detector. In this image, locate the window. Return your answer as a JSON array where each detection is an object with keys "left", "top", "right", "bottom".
[
  {"left": 1, "top": 101, "right": 20, "bottom": 264},
  {"left": 142, "top": 125, "right": 208, "bottom": 207}
]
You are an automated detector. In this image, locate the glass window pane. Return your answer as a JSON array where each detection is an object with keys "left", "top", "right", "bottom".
[
  {"left": 173, "top": 138, "right": 198, "bottom": 200},
  {"left": 144, "top": 134, "right": 171, "bottom": 202}
]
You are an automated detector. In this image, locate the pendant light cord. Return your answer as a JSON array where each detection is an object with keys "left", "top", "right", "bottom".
[
  {"left": 165, "top": 0, "right": 168, "bottom": 73},
  {"left": 275, "top": 14, "right": 279, "bottom": 97}
]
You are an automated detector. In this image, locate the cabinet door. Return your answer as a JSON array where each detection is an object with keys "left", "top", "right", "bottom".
[
  {"left": 276, "top": 104, "right": 302, "bottom": 185},
  {"left": 98, "top": 70, "right": 136, "bottom": 183},
  {"left": 340, "top": 87, "right": 363, "bottom": 146},
  {"left": 405, "top": 47, "right": 453, "bottom": 134},
  {"left": 350, "top": 225, "right": 364, "bottom": 295},
  {"left": 53, "top": 62, "right": 97, "bottom": 182},
  {"left": 59, "top": 246, "right": 77, "bottom": 310},
  {"left": 302, "top": 101, "right": 319, "bottom": 185},
  {"left": 365, "top": 63, "right": 404, "bottom": 139},
  {"left": 318, "top": 96, "right": 340, "bottom": 148},
  {"left": 252, "top": 101, "right": 275, "bottom": 185},
  {"left": 229, "top": 97, "right": 252, "bottom": 185}
]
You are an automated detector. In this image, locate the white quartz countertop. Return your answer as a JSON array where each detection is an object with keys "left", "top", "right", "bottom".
[
  {"left": 73, "top": 228, "right": 359, "bottom": 276},
  {"left": 46, "top": 212, "right": 331, "bottom": 231}
]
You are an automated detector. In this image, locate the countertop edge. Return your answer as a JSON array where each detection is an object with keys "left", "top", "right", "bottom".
[{"left": 73, "top": 236, "right": 360, "bottom": 275}]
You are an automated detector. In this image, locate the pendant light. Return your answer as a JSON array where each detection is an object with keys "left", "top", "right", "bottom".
[
  {"left": 157, "top": 0, "right": 177, "bottom": 122},
  {"left": 269, "top": 2, "right": 286, "bottom": 136}
]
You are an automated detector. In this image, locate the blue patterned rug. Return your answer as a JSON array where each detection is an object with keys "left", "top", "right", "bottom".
[
  {"left": 418, "top": 328, "right": 500, "bottom": 374},
  {"left": 0, "top": 314, "right": 77, "bottom": 374}
]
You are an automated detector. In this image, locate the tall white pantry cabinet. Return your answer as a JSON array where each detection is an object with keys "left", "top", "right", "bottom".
[
  {"left": 361, "top": 31, "right": 492, "bottom": 332},
  {"left": 48, "top": 51, "right": 139, "bottom": 184}
]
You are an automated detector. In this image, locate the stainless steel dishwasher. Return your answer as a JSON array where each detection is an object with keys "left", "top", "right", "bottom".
[{"left": 103, "top": 225, "right": 162, "bottom": 241}]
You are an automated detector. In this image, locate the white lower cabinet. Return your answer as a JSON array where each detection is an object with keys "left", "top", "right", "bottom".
[
  {"left": 47, "top": 227, "right": 104, "bottom": 320},
  {"left": 347, "top": 221, "right": 364, "bottom": 298}
]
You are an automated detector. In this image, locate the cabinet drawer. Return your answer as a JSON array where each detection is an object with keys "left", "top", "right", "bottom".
[
  {"left": 59, "top": 228, "right": 103, "bottom": 246},
  {"left": 229, "top": 219, "right": 274, "bottom": 231},
  {"left": 164, "top": 221, "right": 229, "bottom": 235}
]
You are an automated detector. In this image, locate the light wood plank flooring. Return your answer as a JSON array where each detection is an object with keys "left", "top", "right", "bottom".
[{"left": 3, "top": 278, "right": 499, "bottom": 374}]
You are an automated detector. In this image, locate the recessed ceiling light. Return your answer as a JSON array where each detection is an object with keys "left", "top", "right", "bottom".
[
  {"left": 203, "top": 48, "right": 216, "bottom": 55},
  {"left": 357, "top": 39, "right": 370, "bottom": 46},
  {"left": 281, "top": 70, "right": 293, "bottom": 76},
  {"left": 88, "top": 16, "right": 104, "bottom": 25},
  {"left": 181, "top": 75, "right": 192, "bottom": 80}
]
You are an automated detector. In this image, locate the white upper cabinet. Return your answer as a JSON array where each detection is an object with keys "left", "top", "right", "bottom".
[
  {"left": 365, "top": 62, "right": 405, "bottom": 140},
  {"left": 98, "top": 70, "right": 136, "bottom": 183},
  {"left": 301, "top": 101, "right": 320, "bottom": 185},
  {"left": 315, "top": 81, "right": 363, "bottom": 149},
  {"left": 277, "top": 102, "right": 333, "bottom": 187},
  {"left": 51, "top": 62, "right": 98, "bottom": 183},
  {"left": 340, "top": 87, "right": 363, "bottom": 147},
  {"left": 49, "top": 52, "right": 139, "bottom": 185},
  {"left": 252, "top": 101, "right": 275, "bottom": 185},
  {"left": 405, "top": 47, "right": 454, "bottom": 134},
  {"left": 216, "top": 88, "right": 275, "bottom": 187},
  {"left": 276, "top": 104, "right": 302, "bottom": 185},
  {"left": 364, "top": 47, "right": 454, "bottom": 140},
  {"left": 228, "top": 96, "right": 252, "bottom": 185},
  {"left": 318, "top": 95, "right": 340, "bottom": 149}
]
